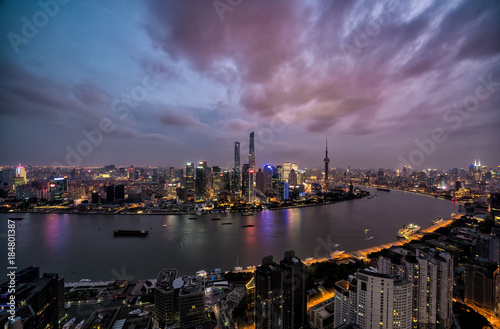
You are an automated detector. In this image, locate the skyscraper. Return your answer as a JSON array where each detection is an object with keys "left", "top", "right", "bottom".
[
  {"left": 355, "top": 269, "right": 412, "bottom": 329},
  {"left": 280, "top": 251, "right": 307, "bottom": 329},
  {"left": 235, "top": 142, "right": 240, "bottom": 172},
  {"left": 241, "top": 164, "right": 254, "bottom": 202},
  {"left": 195, "top": 161, "right": 208, "bottom": 201},
  {"left": 254, "top": 251, "right": 307, "bottom": 329},
  {"left": 283, "top": 162, "right": 291, "bottom": 183},
  {"left": 178, "top": 275, "right": 205, "bottom": 325},
  {"left": 185, "top": 163, "right": 194, "bottom": 200},
  {"left": 154, "top": 269, "right": 177, "bottom": 328},
  {"left": 378, "top": 248, "right": 454, "bottom": 328},
  {"left": 249, "top": 132, "right": 255, "bottom": 169},
  {"left": 324, "top": 138, "right": 330, "bottom": 182}
]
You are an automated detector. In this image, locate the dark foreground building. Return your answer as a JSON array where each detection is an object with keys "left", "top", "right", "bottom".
[
  {"left": 254, "top": 251, "right": 307, "bottom": 329},
  {"left": 0, "top": 266, "right": 64, "bottom": 329}
]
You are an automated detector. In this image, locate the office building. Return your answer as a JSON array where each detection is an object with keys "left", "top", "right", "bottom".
[
  {"left": 195, "top": 162, "right": 208, "bottom": 201},
  {"left": 106, "top": 184, "right": 115, "bottom": 203},
  {"left": 283, "top": 162, "right": 291, "bottom": 183},
  {"left": 249, "top": 132, "right": 255, "bottom": 169},
  {"left": 14, "top": 164, "right": 27, "bottom": 187},
  {"left": 154, "top": 269, "right": 178, "bottom": 328},
  {"left": 179, "top": 275, "right": 205, "bottom": 325},
  {"left": 186, "top": 163, "right": 195, "bottom": 201},
  {"left": 115, "top": 184, "right": 125, "bottom": 202},
  {"left": 49, "top": 177, "right": 67, "bottom": 202},
  {"left": 288, "top": 169, "right": 298, "bottom": 187},
  {"left": 242, "top": 164, "right": 254, "bottom": 202},
  {"left": 212, "top": 166, "right": 221, "bottom": 195}
]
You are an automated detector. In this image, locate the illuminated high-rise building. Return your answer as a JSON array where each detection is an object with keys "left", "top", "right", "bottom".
[
  {"left": 355, "top": 269, "right": 412, "bottom": 329},
  {"left": 49, "top": 177, "right": 67, "bottom": 202},
  {"left": 235, "top": 142, "right": 240, "bottom": 172},
  {"left": 179, "top": 275, "right": 205, "bottom": 325},
  {"left": 185, "top": 163, "right": 195, "bottom": 200},
  {"left": 276, "top": 165, "right": 283, "bottom": 182},
  {"left": 473, "top": 159, "right": 482, "bottom": 183},
  {"left": 14, "top": 164, "right": 27, "bottom": 187},
  {"left": 212, "top": 166, "right": 221, "bottom": 194},
  {"left": 283, "top": 162, "right": 291, "bottom": 183},
  {"left": 324, "top": 139, "right": 330, "bottom": 182},
  {"left": 242, "top": 164, "right": 254, "bottom": 202},
  {"left": 195, "top": 161, "right": 208, "bottom": 201},
  {"left": 249, "top": 132, "right": 255, "bottom": 169},
  {"left": 154, "top": 269, "right": 178, "bottom": 328},
  {"left": 288, "top": 169, "right": 297, "bottom": 187}
]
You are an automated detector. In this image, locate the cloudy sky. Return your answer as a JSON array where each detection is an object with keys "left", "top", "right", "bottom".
[{"left": 0, "top": 0, "right": 499, "bottom": 170}]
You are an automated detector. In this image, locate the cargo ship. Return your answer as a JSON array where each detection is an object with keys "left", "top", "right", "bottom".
[
  {"left": 113, "top": 229, "right": 148, "bottom": 237},
  {"left": 242, "top": 224, "right": 254, "bottom": 228},
  {"left": 397, "top": 224, "right": 420, "bottom": 238},
  {"left": 376, "top": 188, "right": 390, "bottom": 192}
]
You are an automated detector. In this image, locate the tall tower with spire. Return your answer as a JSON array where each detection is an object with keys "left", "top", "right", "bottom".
[
  {"left": 249, "top": 132, "right": 255, "bottom": 169},
  {"left": 324, "top": 138, "right": 330, "bottom": 181}
]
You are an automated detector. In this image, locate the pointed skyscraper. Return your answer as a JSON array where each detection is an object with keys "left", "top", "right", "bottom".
[
  {"left": 324, "top": 138, "right": 330, "bottom": 181},
  {"left": 249, "top": 132, "right": 255, "bottom": 169}
]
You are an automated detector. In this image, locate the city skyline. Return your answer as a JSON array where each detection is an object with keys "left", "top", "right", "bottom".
[{"left": 1, "top": 0, "right": 499, "bottom": 169}]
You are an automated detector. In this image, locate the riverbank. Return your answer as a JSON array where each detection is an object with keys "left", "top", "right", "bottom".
[
  {"left": 0, "top": 191, "right": 369, "bottom": 216},
  {"left": 303, "top": 213, "right": 460, "bottom": 266}
]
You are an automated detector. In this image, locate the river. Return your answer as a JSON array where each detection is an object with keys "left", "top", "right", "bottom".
[{"left": 0, "top": 188, "right": 457, "bottom": 281}]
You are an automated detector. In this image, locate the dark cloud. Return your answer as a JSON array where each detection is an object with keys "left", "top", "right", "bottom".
[
  {"left": 0, "top": 0, "right": 499, "bottom": 167},
  {"left": 158, "top": 110, "right": 203, "bottom": 127}
]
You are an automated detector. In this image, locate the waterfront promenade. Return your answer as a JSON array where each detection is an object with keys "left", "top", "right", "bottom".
[{"left": 303, "top": 213, "right": 460, "bottom": 266}]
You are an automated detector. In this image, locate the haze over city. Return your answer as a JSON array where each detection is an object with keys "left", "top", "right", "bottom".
[{"left": 0, "top": 0, "right": 499, "bottom": 169}]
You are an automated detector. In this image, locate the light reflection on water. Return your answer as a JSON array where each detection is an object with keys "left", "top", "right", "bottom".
[{"left": 0, "top": 188, "right": 457, "bottom": 280}]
